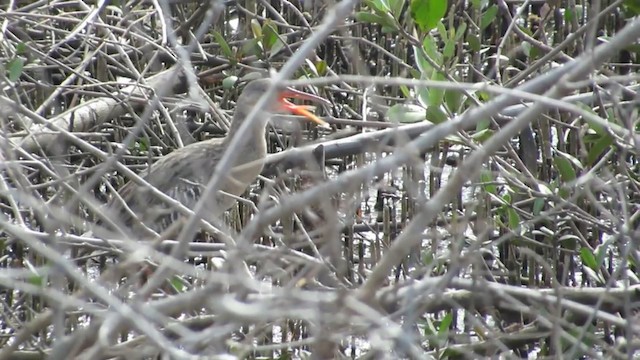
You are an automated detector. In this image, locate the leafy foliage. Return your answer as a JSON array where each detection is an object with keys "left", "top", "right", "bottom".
[{"left": 0, "top": 0, "right": 638, "bottom": 359}]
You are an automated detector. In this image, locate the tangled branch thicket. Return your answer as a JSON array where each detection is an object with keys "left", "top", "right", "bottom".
[{"left": 0, "top": 0, "right": 639, "bottom": 358}]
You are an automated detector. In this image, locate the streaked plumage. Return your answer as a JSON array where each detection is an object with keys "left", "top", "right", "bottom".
[{"left": 101, "top": 79, "right": 328, "bottom": 239}]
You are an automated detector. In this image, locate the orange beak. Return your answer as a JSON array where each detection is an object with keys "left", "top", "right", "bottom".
[{"left": 277, "top": 88, "right": 330, "bottom": 126}]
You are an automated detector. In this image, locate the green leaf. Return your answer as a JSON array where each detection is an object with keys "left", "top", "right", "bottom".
[
  {"left": 455, "top": 22, "right": 467, "bottom": 41},
  {"left": 277, "top": 352, "right": 292, "bottom": 360},
  {"left": 530, "top": 46, "right": 542, "bottom": 60},
  {"left": 442, "top": 348, "right": 465, "bottom": 357},
  {"left": 355, "top": 12, "right": 396, "bottom": 29},
  {"left": 212, "top": 31, "right": 233, "bottom": 59},
  {"left": 557, "top": 149, "right": 583, "bottom": 171},
  {"left": 467, "top": 33, "right": 481, "bottom": 52},
  {"left": 381, "top": 25, "right": 398, "bottom": 33},
  {"left": 507, "top": 206, "right": 519, "bottom": 230},
  {"left": 423, "top": 251, "right": 435, "bottom": 265},
  {"left": 222, "top": 76, "right": 238, "bottom": 90},
  {"left": 436, "top": 22, "right": 448, "bottom": 42},
  {"left": 521, "top": 41, "right": 531, "bottom": 57},
  {"left": 553, "top": 156, "right": 577, "bottom": 183},
  {"left": 438, "top": 313, "right": 453, "bottom": 335},
  {"left": 422, "top": 317, "right": 437, "bottom": 335},
  {"left": 625, "top": 43, "right": 640, "bottom": 56},
  {"left": 443, "top": 37, "right": 455, "bottom": 60},
  {"left": 417, "top": 85, "right": 429, "bottom": 108},
  {"left": 586, "top": 134, "right": 613, "bottom": 166},
  {"left": 269, "top": 38, "right": 287, "bottom": 58},
  {"left": 169, "top": 276, "right": 185, "bottom": 292},
  {"left": 580, "top": 247, "right": 598, "bottom": 271},
  {"left": 386, "top": 103, "right": 426, "bottom": 123},
  {"left": 471, "top": 128, "right": 493, "bottom": 142},
  {"left": 580, "top": 104, "right": 606, "bottom": 136},
  {"left": 250, "top": 18, "right": 262, "bottom": 39},
  {"left": 414, "top": 46, "right": 433, "bottom": 76},
  {"left": 444, "top": 89, "right": 462, "bottom": 113},
  {"left": 532, "top": 197, "right": 545, "bottom": 215},
  {"left": 28, "top": 275, "right": 45, "bottom": 287},
  {"left": 423, "top": 35, "right": 442, "bottom": 66},
  {"left": 7, "top": 57, "right": 24, "bottom": 82},
  {"left": 414, "top": 38, "right": 443, "bottom": 108},
  {"left": 355, "top": 11, "right": 379, "bottom": 24},
  {"left": 410, "top": 0, "right": 448, "bottom": 33},
  {"left": 470, "top": 0, "right": 485, "bottom": 9},
  {"left": 564, "top": 8, "right": 574, "bottom": 22},
  {"left": 475, "top": 117, "right": 490, "bottom": 131},
  {"left": 595, "top": 242, "right": 610, "bottom": 269},
  {"left": 554, "top": 181, "right": 570, "bottom": 199},
  {"left": 582, "top": 266, "right": 604, "bottom": 287},
  {"left": 480, "top": 5, "right": 498, "bottom": 30},
  {"left": 425, "top": 106, "right": 448, "bottom": 124},
  {"left": 480, "top": 169, "right": 497, "bottom": 195},
  {"left": 241, "top": 38, "right": 262, "bottom": 57},
  {"left": 517, "top": 24, "right": 533, "bottom": 37},
  {"left": 399, "top": 84, "right": 411, "bottom": 98},
  {"left": 623, "top": 0, "right": 640, "bottom": 16},
  {"left": 389, "top": 0, "right": 406, "bottom": 19},
  {"left": 138, "top": 137, "right": 149, "bottom": 152},
  {"left": 422, "top": 35, "right": 442, "bottom": 65},
  {"left": 477, "top": 90, "right": 491, "bottom": 102},
  {"left": 366, "top": 0, "right": 391, "bottom": 13},
  {"left": 428, "top": 72, "right": 445, "bottom": 107},
  {"left": 315, "top": 60, "right": 328, "bottom": 76},
  {"left": 262, "top": 21, "right": 279, "bottom": 49},
  {"left": 561, "top": 322, "right": 595, "bottom": 355},
  {"left": 15, "top": 42, "right": 26, "bottom": 55}
]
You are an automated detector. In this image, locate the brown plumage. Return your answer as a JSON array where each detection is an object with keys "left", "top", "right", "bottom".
[{"left": 101, "top": 79, "right": 328, "bottom": 239}]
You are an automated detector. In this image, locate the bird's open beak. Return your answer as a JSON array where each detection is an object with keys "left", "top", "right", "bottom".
[{"left": 278, "top": 88, "right": 330, "bottom": 126}]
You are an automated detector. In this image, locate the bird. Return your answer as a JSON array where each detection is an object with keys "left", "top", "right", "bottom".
[{"left": 99, "top": 78, "right": 330, "bottom": 239}]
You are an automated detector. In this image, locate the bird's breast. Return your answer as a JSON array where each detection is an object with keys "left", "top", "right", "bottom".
[{"left": 222, "top": 157, "right": 265, "bottom": 196}]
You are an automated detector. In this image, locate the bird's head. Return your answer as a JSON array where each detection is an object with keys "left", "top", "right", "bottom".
[{"left": 236, "top": 79, "right": 330, "bottom": 127}]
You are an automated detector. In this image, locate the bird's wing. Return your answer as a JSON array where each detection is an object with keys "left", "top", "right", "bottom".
[
  {"left": 104, "top": 137, "right": 267, "bottom": 235},
  {"left": 107, "top": 139, "right": 225, "bottom": 233}
]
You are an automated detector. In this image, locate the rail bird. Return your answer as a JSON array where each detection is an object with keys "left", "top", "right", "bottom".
[{"left": 100, "top": 79, "right": 329, "bottom": 239}]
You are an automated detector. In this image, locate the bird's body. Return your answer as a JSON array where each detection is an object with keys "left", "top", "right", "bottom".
[{"left": 101, "top": 79, "right": 328, "bottom": 239}]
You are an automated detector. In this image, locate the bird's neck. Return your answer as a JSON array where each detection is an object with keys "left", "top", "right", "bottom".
[{"left": 223, "top": 110, "right": 270, "bottom": 152}]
